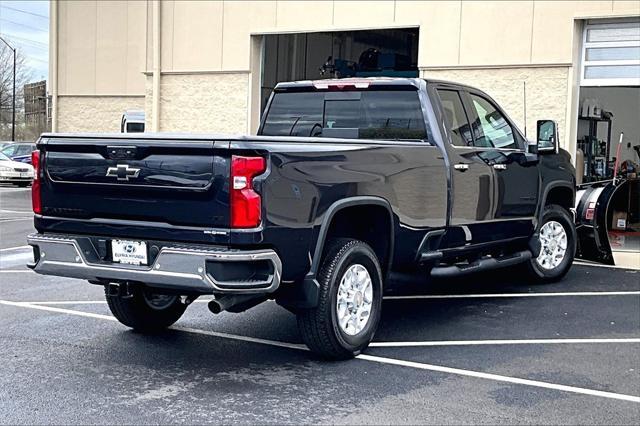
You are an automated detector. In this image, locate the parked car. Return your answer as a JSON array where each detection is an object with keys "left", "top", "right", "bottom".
[
  {"left": 121, "top": 110, "right": 145, "bottom": 133},
  {"left": 0, "top": 151, "right": 34, "bottom": 186},
  {"left": 27, "top": 78, "right": 576, "bottom": 359},
  {"left": 1, "top": 142, "right": 37, "bottom": 164}
]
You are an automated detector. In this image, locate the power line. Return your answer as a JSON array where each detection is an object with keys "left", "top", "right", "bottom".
[
  {"left": 0, "top": 18, "right": 48, "bottom": 33},
  {"left": 26, "top": 56, "right": 48, "bottom": 65},
  {"left": 0, "top": 33, "right": 47, "bottom": 48},
  {"left": 0, "top": 5, "right": 48, "bottom": 20}
]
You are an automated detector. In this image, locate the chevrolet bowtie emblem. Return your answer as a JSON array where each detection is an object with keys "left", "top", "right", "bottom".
[{"left": 106, "top": 164, "right": 141, "bottom": 181}]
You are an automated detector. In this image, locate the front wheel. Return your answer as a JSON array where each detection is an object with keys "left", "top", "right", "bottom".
[
  {"left": 105, "top": 286, "right": 188, "bottom": 333},
  {"left": 297, "top": 239, "right": 383, "bottom": 360},
  {"left": 525, "top": 205, "right": 577, "bottom": 282}
]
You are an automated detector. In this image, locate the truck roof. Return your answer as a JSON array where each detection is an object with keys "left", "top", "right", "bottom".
[{"left": 273, "top": 77, "right": 477, "bottom": 92}]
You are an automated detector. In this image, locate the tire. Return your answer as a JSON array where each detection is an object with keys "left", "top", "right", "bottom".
[
  {"left": 297, "top": 239, "right": 383, "bottom": 360},
  {"left": 525, "top": 204, "right": 577, "bottom": 283},
  {"left": 105, "top": 285, "right": 187, "bottom": 333}
]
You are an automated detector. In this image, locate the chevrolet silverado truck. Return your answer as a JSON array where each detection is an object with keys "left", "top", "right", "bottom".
[{"left": 27, "top": 78, "right": 576, "bottom": 359}]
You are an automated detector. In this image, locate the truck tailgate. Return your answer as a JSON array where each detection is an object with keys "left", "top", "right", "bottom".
[{"left": 40, "top": 137, "right": 230, "bottom": 228}]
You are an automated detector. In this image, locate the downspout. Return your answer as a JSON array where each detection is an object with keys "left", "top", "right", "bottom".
[
  {"left": 151, "top": 0, "right": 161, "bottom": 132},
  {"left": 50, "top": 0, "right": 58, "bottom": 132}
]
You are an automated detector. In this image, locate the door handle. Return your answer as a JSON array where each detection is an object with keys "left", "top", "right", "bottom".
[
  {"left": 493, "top": 164, "right": 507, "bottom": 170},
  {"left": 453, "top": 163, "right": 469, "bottom": 172}
]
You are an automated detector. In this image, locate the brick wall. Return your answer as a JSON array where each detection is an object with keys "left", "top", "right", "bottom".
[
  {"left": 145, "top": 73, "right": 249, "bottom": 134},
  {"left": 57, "top": 96, "right": 145, "bottom": 133}
]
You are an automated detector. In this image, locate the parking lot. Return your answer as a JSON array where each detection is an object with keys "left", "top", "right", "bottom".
[{"left": 1, "top": 184, "right": 639, "bottom": 424}]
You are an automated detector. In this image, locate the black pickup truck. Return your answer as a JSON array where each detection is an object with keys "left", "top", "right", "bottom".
[{"left": 28, "top": 78, "right": 576, "bottom": 359}]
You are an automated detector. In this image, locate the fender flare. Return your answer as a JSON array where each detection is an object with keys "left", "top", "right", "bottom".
[
  {"left": 538, "top": 181, "right": 576, "bottom": 227},
  {"left": 291, "top": 196, "right": 395, "bottom": 309}
]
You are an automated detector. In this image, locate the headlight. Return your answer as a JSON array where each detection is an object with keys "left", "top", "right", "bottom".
[{"left": 0, "top": 166, "right": 12, "bottom": 172}]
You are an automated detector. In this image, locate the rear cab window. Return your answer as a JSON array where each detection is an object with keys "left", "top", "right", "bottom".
[{"left": 260, "top": 87, "right": 429, "bottom": 142}]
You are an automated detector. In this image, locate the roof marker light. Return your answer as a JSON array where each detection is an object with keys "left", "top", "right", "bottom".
[{"left": 312, "top": 79, "right": 371, "bottom": 90}]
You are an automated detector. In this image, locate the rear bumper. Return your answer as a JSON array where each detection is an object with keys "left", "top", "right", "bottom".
[{"left": 27, "top": 233, "right": 282, "bottom": 295}]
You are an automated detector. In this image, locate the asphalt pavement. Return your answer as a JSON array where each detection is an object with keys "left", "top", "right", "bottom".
[{"left": 1, "top": 184, "right": 639, "bottom": 424}]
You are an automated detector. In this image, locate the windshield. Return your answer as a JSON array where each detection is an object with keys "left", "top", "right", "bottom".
[
  {"left": 260, "top": 89, "right": 428, "bottom": 142},
  {"left": 0, "top": 152, "right": 11, "bottom": 161}
]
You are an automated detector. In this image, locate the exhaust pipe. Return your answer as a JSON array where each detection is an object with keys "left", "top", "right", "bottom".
[{"left": 208, "top": 294, "right": 265, "bottom": 314}]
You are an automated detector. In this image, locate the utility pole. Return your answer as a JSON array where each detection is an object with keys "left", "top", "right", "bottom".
[{"left": 0, "top": 35, "right": 16, "bottom": 141}]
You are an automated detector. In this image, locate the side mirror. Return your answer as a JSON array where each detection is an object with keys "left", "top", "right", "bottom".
[{"left": 537, "top": 120, "right": 559, "bottom": 154}]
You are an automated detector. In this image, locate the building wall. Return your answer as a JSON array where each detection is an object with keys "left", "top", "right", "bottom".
[
  {"left": 51, "top": 0, "right": 640, "bottom": 139},
  {"left": 56, "top": 0, "right": 146, "bottom": 96},
  {"left": 57, "top": 96, "right": 144, "bottom": 133},
  {"left": 144, "top": 73, "right": 249, "bottom": 134}
]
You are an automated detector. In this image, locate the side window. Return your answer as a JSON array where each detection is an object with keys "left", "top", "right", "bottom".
[
  {"left": 2, "top": 145, "right": 17, "bottom": 156},
  {"left": 469, "top": 94, "right": 517, "bottom": 149},
  {"left": 436, "top": 89, "right": 473, "bottom": 147},
  {"left": 18, "top": 145, "right": 32, "bottom": 156}
]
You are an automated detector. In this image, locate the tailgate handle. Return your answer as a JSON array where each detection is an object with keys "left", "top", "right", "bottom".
[{"left": 107, "top": 146, "right": 137, "bottom": 160}]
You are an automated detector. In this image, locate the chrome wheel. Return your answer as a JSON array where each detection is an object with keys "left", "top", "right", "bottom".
[
  {"left": 536, "top": 220, "right": 568, "bottom": 270},
  {"left": 336, "top": 264, "right": 373, "bottom": 336},
  {"left": 143, "top": 292, "right": 177, "bottom": 310}
]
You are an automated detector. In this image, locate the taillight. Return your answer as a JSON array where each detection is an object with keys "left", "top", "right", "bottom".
[
  {"left": 585, "top": 201, "right": 596, "bottom": 221},
  {"left": 230, "top": 155, "right": 265, "bottom": 228},
  {"left": 31, "top": 149, "right": 41, "bottom": 214}
]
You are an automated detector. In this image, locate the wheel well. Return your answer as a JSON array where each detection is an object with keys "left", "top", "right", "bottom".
[
  {"left": 324, "top": 205, "right": 392, "bottom": 273},
  {"left": 545, "top": 186, "right": 574, "bottom": 212}
]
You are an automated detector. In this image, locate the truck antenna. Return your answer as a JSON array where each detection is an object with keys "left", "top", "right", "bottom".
[{"left": 523, "top": 81, "right": 527, "bottom": 138}]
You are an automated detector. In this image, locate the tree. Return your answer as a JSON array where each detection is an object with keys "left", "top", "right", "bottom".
[{"left": 0, "top": 41, "right": 33, "bottom": 141}]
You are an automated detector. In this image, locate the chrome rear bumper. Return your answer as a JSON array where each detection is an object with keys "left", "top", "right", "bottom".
[{"left": 27, "top": 233, "right": 282, "bottom": 294}]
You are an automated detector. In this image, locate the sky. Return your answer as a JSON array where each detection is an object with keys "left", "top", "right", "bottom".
[{"left": 0, "top": 0, "right": 49, "bottom": 81}]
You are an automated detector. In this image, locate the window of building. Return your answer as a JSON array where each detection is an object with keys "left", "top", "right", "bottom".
[{"left": 581, "top": 20, "right": 640, "bottom": 86}]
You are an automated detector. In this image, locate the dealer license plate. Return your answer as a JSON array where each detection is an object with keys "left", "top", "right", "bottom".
[{"left": 111, "top": 240, "right": 148, "bottom": 265}]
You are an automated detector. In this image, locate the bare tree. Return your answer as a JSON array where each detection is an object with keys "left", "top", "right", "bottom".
[{"left": 0, "top": 42, "right": 33, "bottom": 140}]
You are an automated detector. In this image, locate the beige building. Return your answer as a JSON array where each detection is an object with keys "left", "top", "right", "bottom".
[{"left": 49, "top": 0, "right": 640, "bottom": 164}]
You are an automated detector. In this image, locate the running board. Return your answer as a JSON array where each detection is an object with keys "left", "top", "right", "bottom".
[{"left": 430, "top": 250, "right": 532, "bottom": 278}]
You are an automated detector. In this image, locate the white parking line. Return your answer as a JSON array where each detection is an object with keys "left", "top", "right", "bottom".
[
  {"left": 25, "top": 299, "right": 216, "bottom": 305},
  {"left": 574, "top": 260, "right": 639, "bottom": 271},
  {"left": 0, "top": 218, "right": 32, "bottom": 223},
  {"left": 9, "top": 290, "right": 640, "bottom": 301},
  {"left": 356, "top": 354, "right": 640, "bottom": 403},
  {"left": 384, "top": 291, "right": 640, "bottom": 300},
  {"left": 0, "top": 300, "right": 117, "bottom": 321},
  {"left": 0, "top": 209, "right": 33, "bottom": 214},
  {"left": 0, "top": 270, "right": 31, "bottom": 273},
  {"left": 370, "top": 338, "right": 640, "bottom": 347},
  {"left": 0, "top": 245, "right": 29, "bottom": 252},
  {"left": 1, "top": 298, "right": 639, "bottom": 403}
]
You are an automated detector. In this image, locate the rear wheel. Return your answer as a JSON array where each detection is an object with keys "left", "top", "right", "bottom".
[
  {"left": 525, "top": 205, "right": 576, "bottom": 282},
  {"left": 297, "top": 239, "right": 383, "bottom": 360},
  {"left": 105, "top": 285, "right": 187, "bottom": 332}
]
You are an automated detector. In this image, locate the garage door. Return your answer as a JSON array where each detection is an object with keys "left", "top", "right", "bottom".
[{"left": 581, "top": 19, "right": 640, "bottom": 86}]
